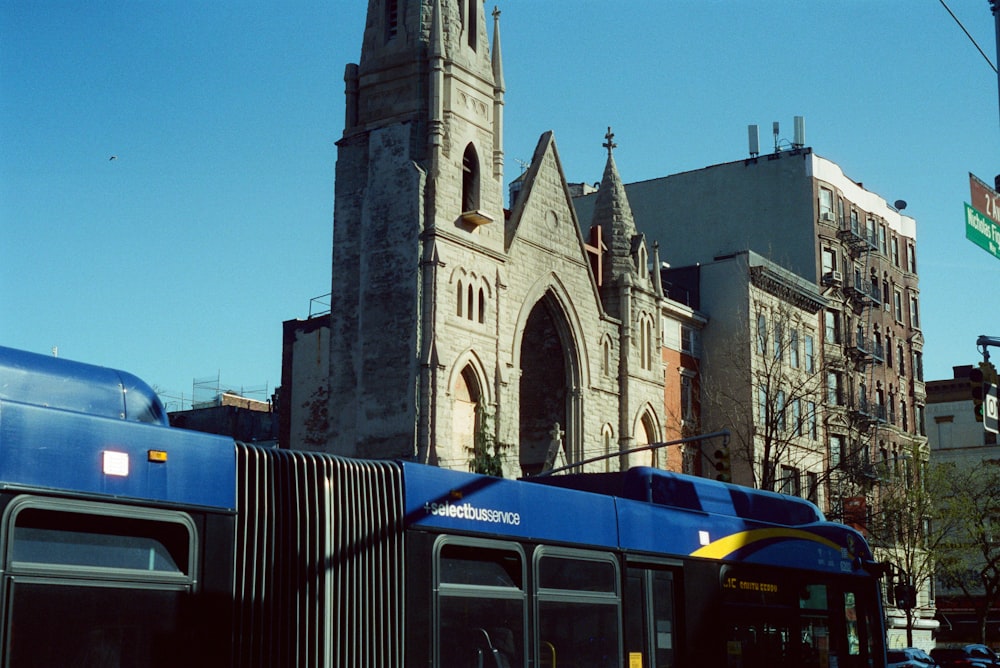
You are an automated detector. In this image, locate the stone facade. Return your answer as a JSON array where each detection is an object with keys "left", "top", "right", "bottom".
[{"left": 322, "top": 0, "right": 665, "bottom": 477}]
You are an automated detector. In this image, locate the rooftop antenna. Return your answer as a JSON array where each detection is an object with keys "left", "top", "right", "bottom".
[
  {"left": 748, "top": 124, "right": 760, "bottom": 157},
  {"left": 792, "top": 116, "right": 805, "bottom": 149},
  {"left": 772, "top": 121, "right": 780, "bottom": 152}
]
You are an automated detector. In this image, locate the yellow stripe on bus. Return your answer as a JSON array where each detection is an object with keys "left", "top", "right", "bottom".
[{"left": 690, "top": 527, "right": 841, "bottom": 560}]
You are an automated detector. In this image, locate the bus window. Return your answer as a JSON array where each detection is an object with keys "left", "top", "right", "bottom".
[
  {"left": 10, "top": 507, "right": 190, "bottom": 574},
  {"left": 535, "top": 548, "right": 621, "bottom": 668},
  {"left": 840, "top": 588, "right": 884, "bottom": 668},
  {"left": 435, "top": 539, "right": 526, "bottom": 668},
  {"left": 799, "top": 584, "right": 830, "bottom": 668},
  {"left": 1, "top": 497, "right": 200, "bottom": 667}
]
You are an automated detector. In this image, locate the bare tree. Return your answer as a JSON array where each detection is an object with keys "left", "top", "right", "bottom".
[
  {"left": 866, "top": 443, "right": 939, "bottom": 647},
  {"left": 932, "top": 460, "right": 1000, "bottom": 645},
  {"left": 703, "top": 275, "right": 826, "bottom": 493}
]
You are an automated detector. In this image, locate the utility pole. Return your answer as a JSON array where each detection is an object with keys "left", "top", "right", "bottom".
[{"left": 994, "top": 0, "right": 1000, "bottom": 127}]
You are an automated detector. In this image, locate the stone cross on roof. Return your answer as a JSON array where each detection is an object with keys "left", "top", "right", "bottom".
[{"left": 603, "top": 127, "right": 617, "bottom": 155}]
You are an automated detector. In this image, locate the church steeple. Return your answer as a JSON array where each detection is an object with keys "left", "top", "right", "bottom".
[
  {"left": 491, "top": 6, "right": 505, "bottom": 180},
  {"left": 591, "top": 128, "right": 641, "bottom": 288}
]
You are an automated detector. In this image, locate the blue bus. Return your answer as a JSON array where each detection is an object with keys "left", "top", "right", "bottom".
[{"left": 0, "top": 346, "right": 887, "bottom": 667}]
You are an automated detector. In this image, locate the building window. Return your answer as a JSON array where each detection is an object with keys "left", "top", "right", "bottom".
[
  {"left": 776, "top": 390, "right": 787, "bottom": 432},
  {"left": 805, "top": 472, "right": 818, "bottom": 504},
  {"left": 912, "top": 350, "right": 923, "bottom": 381},
  {"left": 819, "top": 188, "right": 833, "bottom": 219},
  {"left": 879, "top": 224, "right": 887, "bottom": 255},
  {"left": 790, "top": 329, "right": 799, "bottom": 368},
  {"left": 808, "top": 401, "right": 818, "bottom": 439},
  {"left": 827, "top": 371, "right": 842, "bottom": 405},
  {"left": 601, "top": 338, "right": 611, "bottom": 376},
  {"left": 462, "top": 144, "right": 480, "bottom": 213},
  {"left": 637, "top": 315, "right": 655, "bottom": 371},
  {"left": 385, "top": 0, "right": 399, "bottom": 41},
  {"left": 821, "top": 248, "right": 837, "bottom": 275},
  {"left": 680, "top": 373, "right": 694, "bottom": 423},
  {"left": 891, "top": 236, "right": 900, "bottom": 267},
  {"left": 906, "top": 243, "right": 916, "bottom": 273},
  {"left": 901, "top": 400, "right": 909, "bottom": 432},
  {"left": 773, "top": 322, "right": 783, "bottom": 361},
  {"left": 805, "top": 334, "right": 815, "bottom": 373},
  {"left": 757, "top": 313, "right": 767, "bottom": 354},
  {"left": 757, "top": 385, "right": 767, "bottom": 425},
  {"left": 792, "top": 399, "right": 802, "bottom": 436},
  {"left": 456, "top": 280, "right": 464, "bottom": 317},
  {"left": 680, "top": 325, "right": 697, "bottom": 357},
  {"left": 824, "top": 310, "right": 840, "bottom": 344},
  {"left": 780, "top": 465, "right": 801, "bottom": 496},
  {"left": 893, "top": 290, "right": 903, "bottom": 322},
  {"left": 466, "top": 0, "right": 477, "bottom": 49},
  {"left": 909, "top": 294, "right": 920, "bottom": 328},
  {"left": 830, "top": 434, "right": 844, "bottom": 468},
  {"left": 897, "top": 344, "right": 906, "bottom": 376}
]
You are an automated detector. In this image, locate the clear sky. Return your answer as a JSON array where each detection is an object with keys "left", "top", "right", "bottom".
[{"left": 2, "top": 1, "right": 998, "bottom": 410}]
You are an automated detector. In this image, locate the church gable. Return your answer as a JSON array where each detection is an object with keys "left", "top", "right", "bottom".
[{"left": 505, "top": 132, "right": 593, "bottom": 272}]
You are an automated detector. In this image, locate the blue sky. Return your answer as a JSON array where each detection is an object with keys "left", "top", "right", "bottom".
[{"left": 2, "top": 1, "right": 998, "bottom": 409}]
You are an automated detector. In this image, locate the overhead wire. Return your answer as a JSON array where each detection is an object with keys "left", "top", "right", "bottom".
[{"left": 937, "top": 0, "right": 998, "bottom": 74}]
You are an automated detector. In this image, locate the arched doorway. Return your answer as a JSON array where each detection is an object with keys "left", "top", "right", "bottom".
[
  {"left": 519, "top": 294, "right": 577, "bottom": 476},
  {"left": 450, "top": 366, "right": 481, "bottom": 470},
  {"left": 630, "top": 410, "right": 659, "bottom": 468}
]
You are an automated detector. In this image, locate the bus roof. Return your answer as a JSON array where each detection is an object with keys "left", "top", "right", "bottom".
[
  {"left": 402, "top": 462, "right": 873, "bottom": 574},
  {"left": 0, "top": 345, "right": 167, "bottom": 425},
  {"left": 0, "top": 347, "right": 235, "bottom": 510}
]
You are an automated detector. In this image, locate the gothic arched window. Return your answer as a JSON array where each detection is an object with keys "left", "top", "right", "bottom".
[
  {"left": 467, "top": 0, "right": 477, "bottom": 48},
  {"left": 462, "top": 144, "right": 480, "bottom": 214}
]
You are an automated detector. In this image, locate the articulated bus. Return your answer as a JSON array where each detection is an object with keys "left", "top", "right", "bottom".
[{"left": 0, "top": 346, "right": 888, "bottom": 667}]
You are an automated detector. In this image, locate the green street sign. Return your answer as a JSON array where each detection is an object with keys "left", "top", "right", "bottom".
[{"left": 965, "top": 203, "right": 1000, "bottom": 261}]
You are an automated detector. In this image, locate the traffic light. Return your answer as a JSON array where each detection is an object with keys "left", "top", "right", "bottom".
[
  {"left": 971, "top": 365, "right": 986, "bottom": 422},
  {"left": 713, "top": 448, "right": 731, "bottom": 482},
  {"left": 970, "top": 362, "right": 998, "bottom": 422},
  {"left": 893, "top": 583, "right": 916, "bottom": 610}
]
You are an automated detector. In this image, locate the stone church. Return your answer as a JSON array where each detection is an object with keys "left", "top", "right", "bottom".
[{"left": 323, "top": 0, "right": 665, "bottom": 476}]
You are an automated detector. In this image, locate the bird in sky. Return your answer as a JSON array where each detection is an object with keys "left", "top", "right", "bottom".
[{"left": 109, "top": 155, "right": 117, "bottom": 161}]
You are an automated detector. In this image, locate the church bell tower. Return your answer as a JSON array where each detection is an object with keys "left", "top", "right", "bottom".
[{"left": 328, "top": 0, "right": 506, "bottom": 459}]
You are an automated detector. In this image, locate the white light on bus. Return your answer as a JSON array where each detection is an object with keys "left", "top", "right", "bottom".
[
  {"left": 698, "top": 530, "right": 710, "bottom": 546},
  {"left": 103, "top": 450, "right": 129, "bottom": 477}
]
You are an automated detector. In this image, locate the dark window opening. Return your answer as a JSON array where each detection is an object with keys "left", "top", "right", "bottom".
[
  {"left": 385, "top": 0, "right": 399, "bottom": 41},
  {"left": 462, "top": 144, "right": 480, "bottom": 213}
]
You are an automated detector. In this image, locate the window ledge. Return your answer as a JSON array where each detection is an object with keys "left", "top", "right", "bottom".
[{"left": 460, "top": 210, "right": 494, "bottom": 226}]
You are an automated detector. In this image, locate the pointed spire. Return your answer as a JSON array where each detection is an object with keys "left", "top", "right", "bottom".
[
  {"left": 428, "top": 0, "right": 445, "bottom": 179},
  {"left": 491, "top": 6, "right": 505, "bottom": 92},
  {"left": 491, "top": 5, "right": 504, "bottom": 180},
  {"left": 652, "top": 241, "right": 664, "bottom": 298},
  {"left": 591, "top": 127, "right": 639, "bottom": 285},
  {"left": 431, "top": 0, "right": 444, "bottom": 60}
]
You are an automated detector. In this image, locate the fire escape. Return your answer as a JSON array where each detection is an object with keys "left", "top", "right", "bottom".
[{"left": 834, "top": 212, "right": 888, "bottom": 493}]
